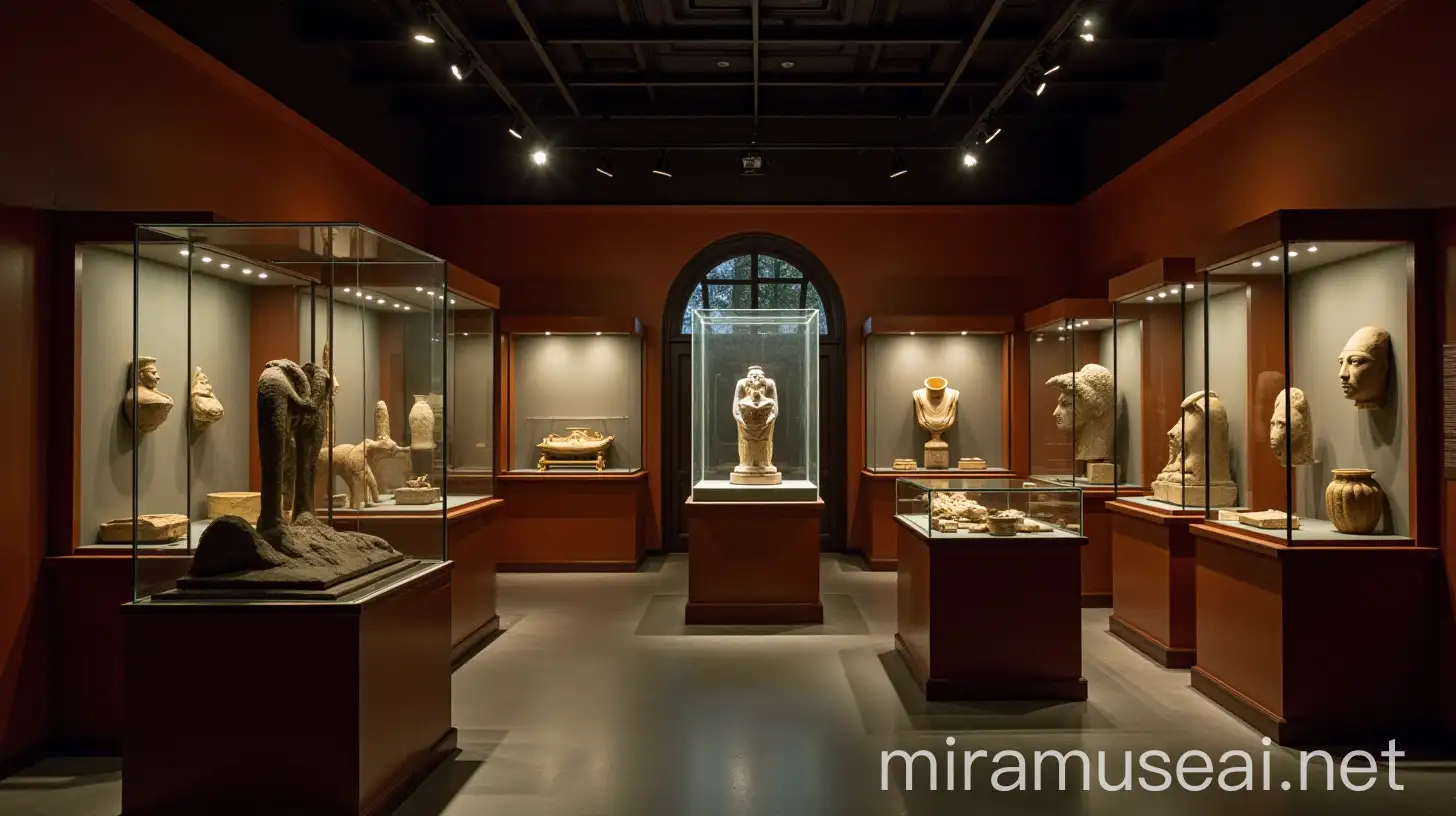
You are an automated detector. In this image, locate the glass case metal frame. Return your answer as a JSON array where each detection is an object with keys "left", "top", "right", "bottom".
[{"left": 894, "top": 477, "right": 1084, "bottom": 539}]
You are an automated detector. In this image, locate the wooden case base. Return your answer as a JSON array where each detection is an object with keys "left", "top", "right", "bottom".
[
  {"left": 895, "top": 519, "right": 1087, "bottom": 701},
  {"left": 495, "top": 472, "right": 650, "bottom": 571},
  {"left": 685, "top": 498, "right": 824, "bottom": 625},
  {"left": 1191, "top": 523, "right": 1440, "bottom": 747},
  {"left": 122, "top": 562, "right": 455, "bottom": 816},
  {"left": 1108, "top": 499, "right": 1202, "bottom": 668}
]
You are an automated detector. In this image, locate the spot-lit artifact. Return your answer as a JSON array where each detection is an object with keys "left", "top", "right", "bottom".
[
  {"left": 97, "top": 513, "right": 188, "bottom": 543},
  {"left": 1151, "top": 391, "right": 1238, "bottom": 507},
  {"left": 395, "top": 474, "right": 440, "bottom": 505},
  {"left": 1338, "top": 327, "right": 1392, "bottom": 410},
  {"left": 190, "top": 367, "right": 224, "bottom": 433},
  {"left": 730, "top": 365, "right": 781, "bottom": 485},
  {"left": 912, "top": 377, "right": 959, "bottom": 469},
  {"left": 124, "top": 356, "right": 174, "bottom": 433},
  {"left": 1045, "top": 363, "right": 1113, "bottom": 469},
  {"left": 537, "top": 427, "right": 615, "bottom": 471},
  {"left": 207, "top": 492, "right": 261, "bottom": 524},
  {"left": 1269, "top": 387, "right": 1314, "bottom": 466},
  {"left": 1325, "top": 468, "right": 1384, "bottom": 534}
]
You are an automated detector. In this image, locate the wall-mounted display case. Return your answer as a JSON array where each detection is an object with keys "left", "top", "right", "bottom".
[
  {"left": 1197, "top": 213, "right": 1427, "bottom": 544},
  {"left": 1108, "top": 259, "right": 1211, "bottom": 512},
  {"left": 894, "top": 477, "right": 1083, "bottom": 539},
  {"left": 691, "top": 308, "right": 819, "bottom": 502},
  {"left": 1024, "top": 300, "right": 1139, "bottom": 488},
  {"left": 75, "top": 223, "right": 478, "bottom": 598},
  {"left": 862, "top": 316, "right": 1013, "bottom": 474},
  {"left": 501, "top": 317, "right": 644, "bottom": 475}
]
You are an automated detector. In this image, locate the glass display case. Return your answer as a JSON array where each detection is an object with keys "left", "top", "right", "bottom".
[
  {"left": 504, "top": 318, "right": 644, "bottom": 474},
  {"left": 691, "top": 308, "right": 819, "bottom": 501},
  {"left": 862, "top": 316, "right": 1012, "bottom": 473},
  {"left": 1201, "top": 224, "right": 1418, "bottom": 543},
  {"left": 80, "top": 223, "right": 456, "bottom": 598},
  {"left": 895, "top": 477, "right": 1083, "bottom": 538},
  {"left": 1109, "top": 259, "right": 1211, "bottom": 512},
  {"left": 443, "top": 289, "right": 497, "bottom": 491},
  {"left": 1024, "top": 301, "right": 1139, "bottom": 488}
]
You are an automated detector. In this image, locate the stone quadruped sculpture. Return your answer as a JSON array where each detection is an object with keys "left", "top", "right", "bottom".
[
  {"left": 730, "top": 365, "right": 781, "bottom": 485},
  {"left": 190, "top": 367, "right": 225, "bottom": 433},
  {"left": 1151, "top": 390, "right": 1238, "bottom": 507},
  {"left": 1045, "top": 363, "right": 1114, "bottom": 477},
  {"left": 912, "top": 377, "right": 959, "bottom": 469},
  {"left": 1338, "top": 326, "right": 1392, "bottom": 410},
  {"left": 1270, "top": 387, "right": 1314, "bottom": 467},
  {"left": 181, "top": 358, "right": 403, "bottom": 590},
  {"left": 124, "top": 356, "right": 174, "bottom": 433}
]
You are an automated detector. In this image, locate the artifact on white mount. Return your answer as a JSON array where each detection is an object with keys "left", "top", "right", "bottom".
[
  {"left": 1338, "top": 327, "right": 1392, "bottom": 410},
  {"left": 207, "top": 492, "right": 261, "bottom": 524},
  {"left": 538, "top": 427, "right": 615, "bottom": 471},
  {"left": 97, "top": 513, "right": 188, "bottom": 543},
  {"left": 189, "top": 367, "right": 224, "bottom": 433},
  {"left": 1045, "top": 363, "right": 1114, "bottom": 472},
  {"left": 912, "top": 377, "right": 959, "bottom": 469},
  {"left": 1325, "top": 468, "right": 1385, "bottom": 534},
  {"left": 123, "top": 356, "right": 174, "bottom": 433},
  {"left": 891, "top": 458, "right": 917, "bottom": 471},
  {"left": 180, "top": 358, "right": 404, "bottom": 591},
  {"left": 986, "top": 511, "right": 1022, "bottom": 537},
  {"left": 1085, "top": 462, "right": 1116, "bottom": 484},
  {"left": 730, "top": 365, "right": 781, "bottom": 485},
  {"left": 958, "top": 457, "right": 987, "bottom": 471},
  {"left": 1238, "top": 510, "right": 1300, "bottom": 530},
  {"left": 409, "top": 394, "right": 436, "bottom": 451},
  {"left": 394, "top": 474, "right": 440, "bottom": 505},
  {"left": 1151, "top": 391, "right": 1238, "bottom": 507},
  {"left": 1270, "top": 387, "right": 1314, "bottom": 466}
]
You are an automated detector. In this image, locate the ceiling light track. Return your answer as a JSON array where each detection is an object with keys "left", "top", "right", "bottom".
[{"left": 416, "top": 0, "right": 540, "bottom": 139}]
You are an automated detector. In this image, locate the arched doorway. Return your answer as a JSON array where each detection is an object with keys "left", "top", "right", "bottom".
[{"left": 661, "top": 233, "right": 846, "bottom": 552}]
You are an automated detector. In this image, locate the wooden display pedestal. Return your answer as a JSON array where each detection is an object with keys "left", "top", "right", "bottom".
[
  {"left": 1190, "top": 523, "right": 1440, "bottom": 746},
  {"left": 122, "top": 562, "right": 456, "bottom": 816},
  {"left": 686, "top": 498, "right": 824, "bottom": 624},
  {"left": 495, "top": 471, "right": 650, "bottom": 571},
  {"left": 1080, "top": 487, "right": 1142, "bottom": 608},
  {"left": 894, "top": 518, "right": 1087, "bottom": 701},
  {"left": 1107, "top": 498, "right": 1203, "bottom": 668}
]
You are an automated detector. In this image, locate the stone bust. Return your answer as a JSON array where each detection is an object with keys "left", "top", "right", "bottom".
[
  {"left": 1338, "top": 326, "right": 1392, "bottom": 410},
  {"left": 1269, "top": 387, "right": 1313, "bottom": 467},
  {"left": 1045, "top": 363, "right": 1113, "bottom": 461},
  {"left": 190, "top": 367, "right": 225, "bottom": 432},
  {"left": 124, "top": 356, "right": 174, "bottom": 433}
]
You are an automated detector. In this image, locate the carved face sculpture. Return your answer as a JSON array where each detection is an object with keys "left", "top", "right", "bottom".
[
  {"left": 192, "top": 370, "right": 214, "bottom": 397},
  {"left": 1338, "top": 327, "right": 1391, "bottom": 409},
  {"left": 138, "top": 358, "right": 160, "bottom": 389},
  {"left": 1046, "top": 364, "right": 1113, "bottom": 433},
  {"left": 1269, "top": 387, "right": 1313, "bottom": 466},
  {"left": 746, "top": 366, "right": 765, "bottom": 389}
]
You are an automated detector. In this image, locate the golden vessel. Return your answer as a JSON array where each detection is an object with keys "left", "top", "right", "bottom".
[{"left": 537, "top": 427, "right": 615, "bottom": 471}]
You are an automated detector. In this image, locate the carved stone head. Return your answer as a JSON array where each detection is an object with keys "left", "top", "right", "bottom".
[
  {"left": 1338, "top": 326, "right": 1391, "bottom": 410},
  {"left": 746, "top": 365, "right": 766, "bottom": 388},
  {"left": 1045, "top": 363, "right": 1114, "bottom": 461},
  {"left": 137, "top": 356, "right": 160, "bottom": 389},
  {"left": 1269, "top": 387, "right": 1313, "bottom": 467}
]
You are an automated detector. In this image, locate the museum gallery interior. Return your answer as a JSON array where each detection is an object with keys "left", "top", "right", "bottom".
[{"left": 3, "top": 0, "right": 1456, "bottom": 813}]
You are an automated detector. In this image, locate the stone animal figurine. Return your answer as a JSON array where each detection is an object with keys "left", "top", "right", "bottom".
[
  {"left": 319, "top": 437, "right": 402, "bottom": 509},
  {"left": 256, "top": 359, "right": 332, "bottom": 534}
]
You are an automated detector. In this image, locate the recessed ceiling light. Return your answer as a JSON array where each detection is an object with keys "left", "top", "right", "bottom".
[
  {"left": 1307, "top": 246, "right": 1319, "bottom": 253},
  {"left": 256, "top": 273, "right": 268, "bottom": 279},
  {"left": 1288, "top": 251, "right": 1298, "bottom": 257},
  {"left": 343, "top": 287, "right": 351, "bottom": 292},
  {"left": 438, "top": 294, "right": 444, "bottom": 300},
  {"left": 242, "top": 268, "right": 253, "bottom": 275},
  {"left": 179, "top": 249, "right": 189, "bottom": 256},
  {"left": 909, "top": 331, "right": 916, "bottom": 336},
  {"left": 220, "top": 262, "right": 230, "bottom": 269},
  {"left": 426, "top": 290, "right": 435, "bottom": 296},
  {"left": 1185, "top": 284, "right": 1194, "bottom": 290},
  {"left": 463, "top": 332, "right": 469, "bottom": 336},
  {"left": 1145, "top": 296, "right": 1154, "bottom": 301},
  {"left": 545, "top": 331, "right": 552, "bottom": 336},
  {"left": 450, "top": 299, "right": 456, "bottom": 305},
  {"left": 393, "top": 303, "right": 401, "bottom": 308},
  {"left": 404, "top": 306, "right": 411, "bottom": 311},
  {"left": 781, "top": 61, "right": 795, "bottom": 69},
  {"left": 1269, "top": 255, "right": 1280, "bottom": 262},
  {"left": 416, "top": 286, "right": 424, "bottom": 292},
  {"left": 1057, "top": 326, "right": 1064, "bottom": 331},
  {"left": 717, "top": 61, "right": 730, "bottom": 68},
  {"left": 1158, "top": 292, "right": 1167, "bottom": 298},
  {"left": 201, "top": 256, "right": 212, "bottom": 263},
  {"left": 1253, "top": 261, "right": 1262, "bottom": 268},
  {"left": 596, "top": 331, "right": 603, "bottom": 336},
  {"left": 1169, "top": 286, "right": 1180, "bottom": 293},
  {"left": 960, "top": 331, "right": 968, "bottom": 336},
  {"left": 365, "top": 295, "right": 374, "bottom": 301}
]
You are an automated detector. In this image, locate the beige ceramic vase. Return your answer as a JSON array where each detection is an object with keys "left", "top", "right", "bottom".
[
  {"left": 1324, "top": 468, "right": 1384, "bottom": 534},
  {"left": 408, "top": 395, "right": 436, "bottom": 451}
]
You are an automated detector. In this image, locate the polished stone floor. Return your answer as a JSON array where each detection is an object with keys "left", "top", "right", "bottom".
[{"left": 4, "top": 554, "right": 1454, "bottom": 815}]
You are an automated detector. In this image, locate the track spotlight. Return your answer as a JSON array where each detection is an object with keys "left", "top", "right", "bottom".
[
  {"left": 652, "top": 150, "right": 673, "bottom": 178},
  {"left": 985, "top": 126, "right": 1002, "bottom": 144},
  {"left": 530, "top": 147, "right": 549, "bottom": 167},
  {"left": 961, "top": 149, "right": 978, "bottom": 169},
  {"left": 508, "top": 115, "right": 525, "bottom": 140},
  {"left": 1044, "top": 64, "right": 1061, "bottom": 76},
  {"left": 450, "top": 58, "right": 473, "bottom": 81},
  {"left": 595, "top": 153, "right": 614, "bottom": 178},
  {"left": 409, "top": 4, "right": 437, "bottom": 45},
  {"left": 1080, "top": 31, "right": 1095, "bottom": 42},
  {"left": 1035, "top": 82, "right": 1047, "bottom": 96},
  {"left": 889, "top": 152, "right": 908, "bottom": 179}
]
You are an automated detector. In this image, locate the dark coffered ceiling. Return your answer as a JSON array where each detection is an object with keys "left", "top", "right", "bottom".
[{"left": 135, "top": 0, "right": 1370, "bottom": 204}]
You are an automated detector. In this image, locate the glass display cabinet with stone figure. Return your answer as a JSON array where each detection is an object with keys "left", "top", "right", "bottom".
[
  {"left": 862, "top": 317, "right": 1013, "bottom": 474},
  {"left": 1201, "top": 230, "right": 1418, "bottom": 544},
  {"left": 443, "top": 288, "right": 497, "bottom": 495},
  {"left": 691, "top": 309, "right": 819, "bottom": 501},
  {"left": 894, "top": 478, "right": 1083, "bottom": 538},
  {"left": 1025, "top": 301, "right": 1139, "bottom": 489},
  {"left": 103, "top": 224, "right": 448, "bottom": 599},
  {"left": 504, "top": 318, "right": 644, "bottom": 474},
  {"left": 1109, "top": 260, "right": 1213, "bottom": 513}
]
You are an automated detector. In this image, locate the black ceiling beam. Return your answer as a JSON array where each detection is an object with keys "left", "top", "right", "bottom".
[
  {"left": 931, "top": 0, "right": 1007, "bottom": 117},
  {"left": 504, "top": 0, "right": 581, "bottom": 115},
  {"left": 963, "top": 0, "right": 1092, "bottom": 144},
  {"left": 392, "top": 94, "right": 1120, "bottom": 120},
  {"left": 418, "top": 0, "right": 537, "bottom": 134},
  {"left": 300, "top": 17, "right": 1217, "bottom": 48},
  {"left": 751, "top": 0, "right": 761, "bottom": 128},
  {"left": 357, "top": 68, "right": 1160, "bottom": 89}
]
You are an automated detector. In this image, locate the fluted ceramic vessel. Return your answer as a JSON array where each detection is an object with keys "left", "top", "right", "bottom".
[{"left": 1324, "top": 468, "right": 1383, "bottom": 534}]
